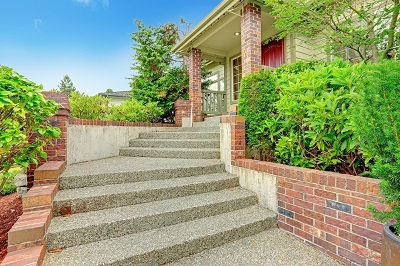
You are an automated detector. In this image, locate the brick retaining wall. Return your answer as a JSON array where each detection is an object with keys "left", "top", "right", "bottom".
[
  {"left": 232, "top": 159, "right": 385, "bottom": 266},
  {"left": 223, "top": 113, "right": 387, "bottom": 266}
]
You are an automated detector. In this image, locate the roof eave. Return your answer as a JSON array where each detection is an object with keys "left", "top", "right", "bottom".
[{"left": 172, "top": 0, "right": 243, "bottom": 55}]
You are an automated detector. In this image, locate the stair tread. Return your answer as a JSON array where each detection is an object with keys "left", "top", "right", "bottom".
[
  {"left": 131, "top": 139, "right": 220, "bottom": 142},
  {"left": 139, "top": 132, "right": 220, "bottom": 139},
  {"left": 55, "top": 173, "right": 236, "bottom": 202},
  {"left": 121, "top": 147, "right": 220, "bottom": 151},
  {"left": 43, "top": 206, "right": 276, "bottom": 266},
  {"left": 60, "top": 156, "right": 223, "bottom": 178},
  {"left": 48, "top": 188, "right": 255, "bottom": 234}
]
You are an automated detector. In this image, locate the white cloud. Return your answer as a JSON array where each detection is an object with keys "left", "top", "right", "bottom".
[
  {"left": 74, "top": 0, "right": 109, "bottom": 8},
  {"left": 34, "top": 19, "right": 42, "bottom": 29}
]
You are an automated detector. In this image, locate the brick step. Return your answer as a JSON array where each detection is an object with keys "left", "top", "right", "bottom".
[
  {"left": 43, "top": 206, "right": 277, "bottom": 266},
  {"left": 120, "top": 147, "right": 220, "bottom": 159},
  {"left": 53, "top": 173, "right": 238, "bottom": 216},
  {"left": 46, "top": 188, "right": 257, "bottom": 250},
  {"left": 58, "top": 156, "right": 225, "bottom": 190},
  {"left": 129, "top": 139, "right": 220, "bottom": 149},
  {"left": 138, "top": 132, "right": 220, "bottom": 140}
]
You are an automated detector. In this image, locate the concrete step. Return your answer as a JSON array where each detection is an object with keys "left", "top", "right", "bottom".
[
  {"left": 43, "top": 206, "right": 277, "bottom": 266},
  {"left": 120, "top": 147, "right": 220, "bottom": 159},
  {"left": 193, "top": 116, "right": 221, "bottom": 127},
  {"left": 139, "top": 132, "right": 220, "bottom": 140},
  {"left": 53, "top": 173, "right": 238, "bottom": 216},
  {"left": 161, "top": 126, "right": 220, "bottom": 132},
  {"left": 59, "top": 157, "right": 225, "bottom": 189},
  {"left": 47, "top": 188, "right": 257, "bottom": 250},
  {"left": 167, "top": 229, "right": 341, "bottom": 266},
  {"left": 129, "top": 139, "right": 220, "bottom": 149}
]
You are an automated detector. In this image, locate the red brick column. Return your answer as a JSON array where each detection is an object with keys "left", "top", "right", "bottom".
[
  {"left": 241, "top": 2, "right": 262, "bottom": 76},
  {"left": 174, "top": 100, "right": 191, "bottom": 127},
  {"left": 27, "top": 92, "right": 71, "bottom": 188},
  {"left": 221, "top": 105, "right": 246, "bottom": 165},
  {"left": 189, "top": 48, "right": 202, "bottom": 121}
]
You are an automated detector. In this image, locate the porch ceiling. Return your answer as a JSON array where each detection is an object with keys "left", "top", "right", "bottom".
[{"left": 172, "top": 0, "right": 278, "bottom": 61}]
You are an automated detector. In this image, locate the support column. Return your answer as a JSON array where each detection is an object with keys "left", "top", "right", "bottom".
[
  {"left": 241, "top": 2, "right": 262, "bottom": 76},
  {"left": 27, "top": 92, "right": 70, "bottom": 188},
  {"left": 189, "top": 48, "right": 202, "bottom": 121}
]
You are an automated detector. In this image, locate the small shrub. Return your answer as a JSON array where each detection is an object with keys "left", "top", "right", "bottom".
[
  {"left": 352, "top": 60, "right": 400, "bottom": 232},
  {"left": 69, "top": 92, "right": 110, "bottom": 120},
  {"left": 273, "top": 58, "right": 365, "bottom": 174},
  {"left": 238, "top": 69, "right": 278, "bottom": 160},
  {"left": 108, "top": 99, "right": 164, "bottom": 123},
  {"left": 274, "top": 60, "right": 320, "bottom": 75},
  {"left": 0, "top": 66, "right": 60, "bottom": 191},
  {"left": 0, "top": 168, "right": 21, "bottom": 196}
]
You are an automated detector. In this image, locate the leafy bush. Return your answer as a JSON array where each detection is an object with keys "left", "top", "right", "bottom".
[
  {"left": 108, "top": 99, "right": 164, "bottom": 123},
  {"left": 69, "top": 92, "right": 110, "bottom": 120},
  {"left": 273, "top": 59, "right": 365, "bottom": 174},
  {"left": 0, "top": 168, "right": 20, "bottom": 195},
  {"left": 351, "top": 60, "right": 400, "bottom": 232},
  {"left": 274, "top": 60, "right": 320, "bottom": 75},
  {"left": 0, "top": 66, "right": 60, "bottom": 191},
  {"left": 238, "top": 70, "right": 278, "bottom": 160}
]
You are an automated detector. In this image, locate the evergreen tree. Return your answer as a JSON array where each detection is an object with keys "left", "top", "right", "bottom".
[
  {"left": 58, "top": 75, "right": 76, "bottom": 97},
  {"left": 130, "top": 20, "right": 189, "bottom": 122}
]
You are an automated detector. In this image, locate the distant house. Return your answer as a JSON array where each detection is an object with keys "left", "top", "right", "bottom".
[
  {"left": 98, "top": 91, "right": 131, "bottom": 106},
  {"left": 172, "top": 0, "right": 326, "bottom": 116}
]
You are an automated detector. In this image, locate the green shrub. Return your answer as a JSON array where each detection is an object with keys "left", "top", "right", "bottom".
[
  {"left": 238, "top": 69, "right": 278, "bottom": 160},
  {"left": 273, "top": 58, "right": 365, "bottom": 174},
  {"left": 0, "top": 66, "right": 60, "bottom": 191},
  {"left": 108, "top": 99, "right": 164, "bottom": 123},
  {"left": 69, "top": 92, "right": 110, "bottom": 120},
  {"left": 0, "top": 168, "right": 20, "bottom": 195},
  {"left": 352, "top": 60, "right": 400, "bottom": 232},
  {"left": 274, "top": 60, "right": 320, "bottom": 75}
]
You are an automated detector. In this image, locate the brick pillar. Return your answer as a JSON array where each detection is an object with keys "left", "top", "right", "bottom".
[
  {"left": 174, "top": 100, "right": 191, "bottom": 127},
  {"left": 229, "top": 105, "right": 246, "bottom": 162},
  {"left": 27, "top": 92, "right": 71, "bottom": 188},
  {"left": 241, "top": 2, "right": 262, "bottom": 76},
  {"left": 189, "top": 48, "right": 202, "bottom": 121}
]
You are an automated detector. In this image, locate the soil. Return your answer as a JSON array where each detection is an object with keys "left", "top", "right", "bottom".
[{"left": 0, "top": 193, "right": 23, "bottom": 263}]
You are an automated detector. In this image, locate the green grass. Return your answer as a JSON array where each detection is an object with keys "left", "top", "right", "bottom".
[{"left": 0, "top": 168, "right": 22, "bottom": 196}]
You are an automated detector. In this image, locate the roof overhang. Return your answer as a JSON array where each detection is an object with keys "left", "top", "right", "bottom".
[{"left": 172, "top": 0, "right": 276, "bottom": 61}]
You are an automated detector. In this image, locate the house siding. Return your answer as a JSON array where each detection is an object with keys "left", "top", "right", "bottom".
[{"left": 294, "top": 35, "right": 327, "bottom": 61}]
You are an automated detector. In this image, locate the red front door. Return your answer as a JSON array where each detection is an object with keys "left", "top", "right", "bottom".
[{"left": 262, "top": 39, "right": 284, "bottom": 68}]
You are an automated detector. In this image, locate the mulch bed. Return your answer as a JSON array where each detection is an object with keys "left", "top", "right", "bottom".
[{"left": 0, "top": 193, "right": 23, "bottom": 263}]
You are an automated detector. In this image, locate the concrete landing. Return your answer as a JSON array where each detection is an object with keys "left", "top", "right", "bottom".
[{"left": 167, "top": 229, "right": 342, "bottom": 266}]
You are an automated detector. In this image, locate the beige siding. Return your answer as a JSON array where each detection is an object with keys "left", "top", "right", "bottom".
[{"left": 294, "top": 35, "right": 327, "bottom": 61}]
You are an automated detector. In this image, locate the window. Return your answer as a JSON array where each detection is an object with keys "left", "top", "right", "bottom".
[{"left": 232, "top": 56, "right": 242, "bottom": 101}]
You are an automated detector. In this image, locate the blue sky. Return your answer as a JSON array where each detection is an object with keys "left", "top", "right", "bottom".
[{"left": 0, "top": 0, "right": 220, "bottom": 95}]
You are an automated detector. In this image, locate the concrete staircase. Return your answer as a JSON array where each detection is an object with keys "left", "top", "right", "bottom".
[{"left": 43, "top": 123, "right": 277, "bottom": 265}]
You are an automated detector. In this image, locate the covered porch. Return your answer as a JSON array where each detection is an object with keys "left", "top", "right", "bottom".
[{"left": 172, "top": 0, "right": 287, "bottom": 118}]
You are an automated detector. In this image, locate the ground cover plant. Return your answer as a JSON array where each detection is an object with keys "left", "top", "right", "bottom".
[{"left": 0, "top": 66, "right": 60, "bottom": 192}]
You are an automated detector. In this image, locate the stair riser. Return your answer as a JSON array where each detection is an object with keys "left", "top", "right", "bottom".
[
  {"left": 120, "top": 149, "right": 220, "bottom": 159},
  {"left": 59, "top": 164, "right": 225, "bottom": 190},
  {"left": 129, "top": 140, "right": 220, "bottom": 149},
  {"left": 112, "top": 217, "right": 276, "bottom": 266},
  {"left": 139, "top": 132, "right": 220, "bottom": 140},
  {"left": 158, "top": 127, "right": 220, "bottom": 132},
  {"left": 47, "top": 196, "right": 257, "bottom": 250},
  {"left": 53, "top": 178, "right": 239, "bottom": 216}
]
